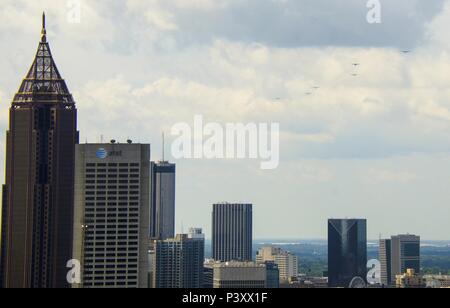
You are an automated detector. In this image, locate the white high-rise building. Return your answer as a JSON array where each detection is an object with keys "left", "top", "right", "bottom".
[{"left": 256, "top": 246, "right": 298, "bottom": 282}]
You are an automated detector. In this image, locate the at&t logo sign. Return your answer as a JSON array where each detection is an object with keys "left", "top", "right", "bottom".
[{"left": 96, "top": 148, "right": 108, "bottom": 159}]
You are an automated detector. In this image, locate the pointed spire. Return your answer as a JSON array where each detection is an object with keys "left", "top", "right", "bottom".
[
  {"left": 13, "top": 12, "right": 75, "bottom": 104},
  {"left": 41, "top": 11, "right": 47, "bottom": 43}
]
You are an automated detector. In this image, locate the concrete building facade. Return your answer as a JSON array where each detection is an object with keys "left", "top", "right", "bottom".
[{"left": 72, "top": 143, "right": 150, "bottom": 288}]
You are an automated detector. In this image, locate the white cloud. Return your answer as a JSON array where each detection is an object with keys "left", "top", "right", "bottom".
[
  {"left": 0, "top": 0, "right": 115, "bottom": 45},
  {"left": 296, "top": 163, "right": 334, "bottom": 182},
  {"left": 426, "top": 1, "right": 450, "bottom": 49},
  {"left": 142, "top": 7, "right": 179, "bottom": 31},
  {"left": 125, "top": 0, "right": 230, "bottom": 32},
  {"left": 61, "top": 36, "right": 450, "bottom": 161},
  {"left": 171, "top": 0, "right": 231, "bottom": 11}
]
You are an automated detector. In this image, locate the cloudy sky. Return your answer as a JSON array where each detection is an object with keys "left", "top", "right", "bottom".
[{"left": 1, "top": 0, "right": 450, "bottom": 240}]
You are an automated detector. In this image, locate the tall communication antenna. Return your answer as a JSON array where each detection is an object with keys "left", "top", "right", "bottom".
[{"left": 162, "top": 132, "right": 165, "bottom": 162}]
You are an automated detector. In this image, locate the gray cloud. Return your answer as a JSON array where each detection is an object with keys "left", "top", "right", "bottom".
[{"left": 124, "top": 0, "right": 446, "bottom": 49}]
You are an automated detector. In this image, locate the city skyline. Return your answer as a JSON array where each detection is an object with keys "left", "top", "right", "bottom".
[{"left": 2, "top": 1, "right": 450, "bottom": 240}]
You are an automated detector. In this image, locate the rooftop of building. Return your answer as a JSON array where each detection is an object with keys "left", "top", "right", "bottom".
[{"left": 212, "top": 261, "right": 266, "bottom": 268}]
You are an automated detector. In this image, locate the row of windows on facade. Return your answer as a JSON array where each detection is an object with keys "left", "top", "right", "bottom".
[
  {"left": 86, "top": 191, "right": 139, "bottom": 196},
  {"left": 85, "top": 207, "right": 140, "bottom": 211},
  {"left": 84, "top": 252, "right": 139, "bottom": 258},
  {"left": 86, "top": 168, "right": 140, "bottom": 173},
  {"left": 85, "top": 197, "right": 140, "bottom": 202},
  {"left": 85, "top": 218, "right": 139, "bottom": 223},
  {"left": 84, "top": 251, "right": 138, "bottom": 256},
  {"left": 84, "top": 209, "right": 139, "bottom": 214},
  {"left": 86, "top": 191, "right": 140, "bottom": 196},
  {"left": 85, "top": 243, "right": 138, "bottom": 247},
  {"left": 86, "top": 202, "right": 140, "bottom": 206},
  {"left": 85, "top": 233, "right": 139, "bottom": 238},
  {"left": 85, "top": 230, "right": 139, "bottom": 235},
  {"left": 83, "top": 219, "right": 139, "bottom": 224},
  {"left": 84, "top": 269, "right": 138, "bottom": 274},
  {"left": 85, "top": 242, "right": 138, "bottom": 247},
  {"left": 84, "top": 224, "right": 139, "bottom": 229},
  {"left": 84, "top": 276, "right": 138, "bottom": 281},
  {"left": 83, "top": 277, "right": 138, "bottom": 281},
  {"left": 84, "top": 243, "right": 139, "bottom": 248},
  {"left": 86, "top": 174, "right": 140, "bottom": 179},
  {"left": 84, "top": 240, "right": 138, "bottom": 244},
  {"left": 86, "top": 181, "right": 140, "bottom": 185},
  {"left": 85, "top": 218, "right": 138, "bottom": 223},
  {"left": 84, "top": 230, "right": 139, "bottom": 236},
  {"left": 85, "top": 215, "right": 139, "bottom": 221},
  {"left": 83, "top": 282, "right": 137, "bottom": 287},
  {"left": 84, "top": 210, "right": 140, "bottom": 215},
  {"left": 86, "top": 185, "right": 140, "bottom": 190},
  {"left": 84, "top": 274, "right": 138, "bottom": 279},
  {"left": 84, "top": 264, "right": 139, "bottom": 269},
  {"left": 82, "top": 259, "right": 138, "bottom": 266},
  {"left": 86, "top": 163, "right": 140, "bottom": 166},
  {"left": 84, "top": 256, "right": 138, "bottom": 260},
  {"left": 84, "top": 260, "right": 139, "bottom": 265}
]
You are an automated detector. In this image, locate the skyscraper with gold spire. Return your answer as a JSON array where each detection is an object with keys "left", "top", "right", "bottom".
[{"left": 0, "top": 13, "right": 79, "bottom": 288}]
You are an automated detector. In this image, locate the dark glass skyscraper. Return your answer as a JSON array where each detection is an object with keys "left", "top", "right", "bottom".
[
  {"left": 212, "top": 203, "right": 253, "bottom": 262},
  {"left": 149, "top": 161, "right": 175, "bottom": 240},
  {"left": 390, "top": 234, "right": 420, "bottom": 283},
  {"left": 0, "top": 14, "right": 79, "bottom": 288},
  {"left": 328, "top": 219, "right": 367, "bottom": 288},
  {"left": 264, "top": 261, "right": 280, "bottom": 288}
]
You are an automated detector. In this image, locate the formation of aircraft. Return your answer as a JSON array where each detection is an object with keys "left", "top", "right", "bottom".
[{"left": 272, "top": 51, "right": 414, "bottom": 102}]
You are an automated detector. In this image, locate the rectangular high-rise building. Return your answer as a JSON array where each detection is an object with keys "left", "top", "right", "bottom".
[
  {"left": 379, "top": 239, "right": 392, "bottom": 286},
  {"left": 212, "top": 261, "right": 267, "bottom": 288},
  {"left": 149, "top": 161, "right": 175, "bottom": 240},
  {"left": 328, "top": 219, "right": 367, "bottom": 288},
  {"left": 72, "top": 143, "right": 150, "bottom": 288},
  {"left": 391, "top": 234, "right": 420, "bottom": 283},
  {"left": 1, "top": 14, "right": 79, "bottom": 288},
  {"left": 153, "top": 229, "right": 205, "bottom": 288},
  {"left": 212, "top": 203, "right": 253, "bottom": 262}
]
